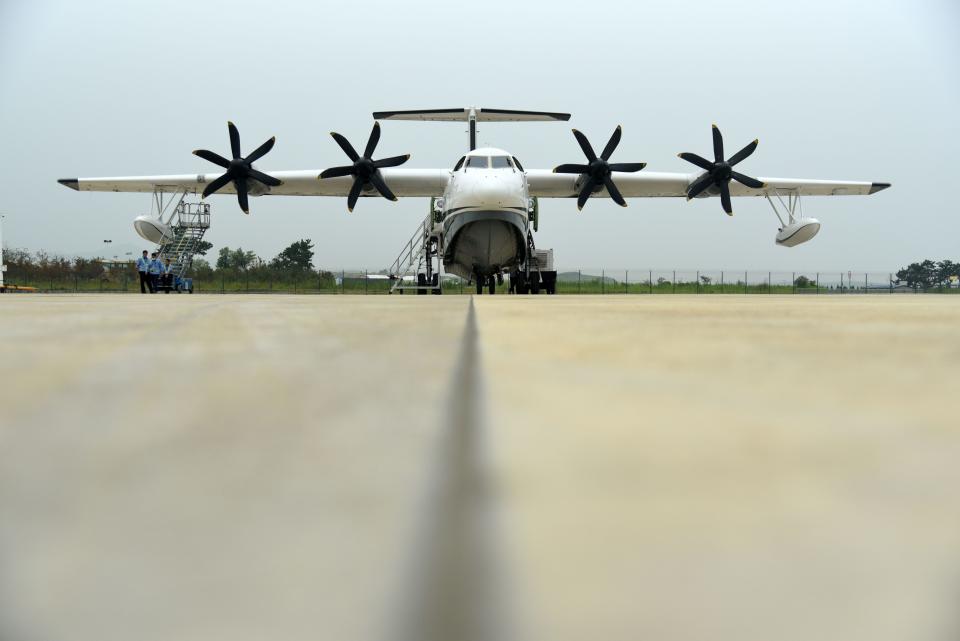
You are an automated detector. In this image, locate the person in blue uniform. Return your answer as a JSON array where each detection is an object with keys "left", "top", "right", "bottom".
[
  {"left": 148, "top": 252, "right": 163, "bottom": 294},
  {"left": 162, "top": 258, "right": 175, "bottom": 293},
  {"left": 136, "top": 250, "right": 152, "bottom": 293}
]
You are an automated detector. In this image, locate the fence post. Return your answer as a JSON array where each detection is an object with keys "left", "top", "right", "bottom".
[
  {"left": 673, "top": 270, "right": 676, "bottom": 294},
  {"left": 744, "top": 271, "right": 748, "bottom": 294},
  {"left": 75, "top": 274, "right": 78, "bottom": 292},
  {"left": 816, "top": 272, "right": 819, "bottom": 294},
  {"left": 625, "top": 270, "right": 628, "bottom": 294},
  {"left": 889, "top": 273, "right": 893, "bottom": 294},
  {"left": 365, "top": 270, "right": 368, "bottom": 294},
  {"left": 840, "top": 272, "right": 844, "bottom": 294},
  {"left": 578, "top": 270, "right": 581, "bottom": 294},
  {"left": 720, "top": 271, "right": 724, "bottom": 294},
  {"left": 649, "top": 270, "right": 652, "bottom": 294},
  {"left": 602, "top": 270, "right": 605, "bottom": 295},
  {"left": 768, "top": 271, "right": 771, "bottom": 294},
  {"left": 295, "top": 275, "right": 298, "bottom": 294},
  {"left": 792, "top": 272, "right": 796, "bottom": 295},
  {"left": 341, "top": 270, "right": 345, "bottom": 294},
  {"left": 221, "top": 274, "right": 224, "bottom": 294},
  {"left": 865, "top": 272, "right": 868, "bottom": 294}
]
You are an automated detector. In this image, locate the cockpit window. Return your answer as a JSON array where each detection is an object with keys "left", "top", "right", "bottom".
[
  {"left": 490, "top": 156, "right": 513, "bottom": 169},
  {"left": 465, "top": 156, "right": 489, "bottom": 169}
]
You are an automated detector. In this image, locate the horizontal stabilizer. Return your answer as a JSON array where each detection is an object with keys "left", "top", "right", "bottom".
[{"left": 373, "top": 107, "right": 570, "bottom": 122}]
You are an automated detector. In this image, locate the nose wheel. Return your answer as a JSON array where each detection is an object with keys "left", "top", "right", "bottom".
[{"left": 473, "top": 273, "right": 497, "bottom": 295}]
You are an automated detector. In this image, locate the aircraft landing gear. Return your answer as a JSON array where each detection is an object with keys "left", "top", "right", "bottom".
[{"left": 473, "top": 272, "right": 498, "bottom": 295}]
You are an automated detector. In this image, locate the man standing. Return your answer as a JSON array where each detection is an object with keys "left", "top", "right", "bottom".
[
  {"left": 149, "top": 252, "right": 163, "bottom": 294},
  {"left": 136, "top": 250, "right": 152, "bottom": 293},
  {"left": 163, "top": 258, "right": 175, "bottom": 293}
]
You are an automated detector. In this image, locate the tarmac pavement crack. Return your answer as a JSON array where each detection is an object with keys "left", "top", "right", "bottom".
[{"left": 388, "top": 296, "right": 515, "bottom": 641}]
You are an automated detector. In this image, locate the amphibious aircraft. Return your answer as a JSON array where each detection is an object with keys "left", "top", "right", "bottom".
[{"left": 58, "top": 107, "right": 890, "bottom": 294}]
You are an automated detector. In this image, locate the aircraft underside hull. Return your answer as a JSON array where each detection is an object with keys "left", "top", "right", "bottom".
[{"left": 442, "top": 210, "right": 527, "bottom": 281}]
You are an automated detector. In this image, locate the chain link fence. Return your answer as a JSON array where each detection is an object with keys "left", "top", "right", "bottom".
[{"left": 6, "top": 267, "right": 960, "bottom": 294}]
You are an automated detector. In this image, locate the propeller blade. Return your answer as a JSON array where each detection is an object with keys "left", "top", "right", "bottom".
[
  {"left": 193, "top": 149, "right": 231, "bottom": 169},
  {"left": 553, "top": 163, "right": 589, "bottom": 174},
  {"left": 572, "top": 129, "right": 598, "bottom": 162},
  {"left": 719, "top": 182, "right": 732, "bottom": 215},
  {"left": 320, "top": 165, "right": 355, "bottom": 179},
  {"left": 607, "top": 162, "right": 647, "bottom": 173},
  {"left": 245, "top": 136, "right": 276, "bottom": 164},
  {"left": 228, "top": 121, "right": 242, "bottom": 159},
  {"left": 373, "top": 154, "right": 411, "bottom": 169},
  {"left": 603, "top": 176, "right": 627, "bottom": 207},
  {"left": 330, "top": 132, "right": 360, "bottom": 162},
  {"left": 248, "top": 168, "right": 282, "bottom": 187},
  {"left": 731, "top": 171, "right": 765, "bottom": 189},
  {"left": 711, "top": 124, "right": 724, "bottom": 163},
  {"left": 363, "top": 122, "right": 381, "bottom": 159},
  {"left": 346, "top": 178, "right": 363, "bottom": 212},
  {"left": 369, "top": 171, "right": 398, "bottom": 201},
  {"left": 686, "top": 173, "right": 714, "bottom": 200},
  {"left": 236, "top": 180, "right": 250, "bottom": 214},
  {"left": 600, "top": 125, "right": 622, "bottom": 161},
  {"left": 576, "top": 177, "right": 597, "bottom": 210},
  {"left": 727, "top": 139, "right": 759, "bottom": 166},
  {"left": 677, "top": 152, "right": 714, "bottom": 172},
  {"left": 202, "top": 172, "right": 234, "bottom": 198}
]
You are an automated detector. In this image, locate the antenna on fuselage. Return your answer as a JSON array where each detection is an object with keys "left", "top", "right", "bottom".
[{"left": 372, "top": 107, "right": 571, "bottom": 152}]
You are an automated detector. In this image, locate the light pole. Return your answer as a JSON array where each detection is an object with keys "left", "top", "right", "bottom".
[{"left": 0, "top": 214, "right": 7, "bottom": 289}]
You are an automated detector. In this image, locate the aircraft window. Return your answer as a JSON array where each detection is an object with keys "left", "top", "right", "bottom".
[
  {"left": 490, "top": 156, "right": 513, "bottom": 169},
  {"left": 454, "top": 156, "right": 465, "bottom": 171},
  {"left": 465, "top": 156, "right": 489, "bottom": 168}
]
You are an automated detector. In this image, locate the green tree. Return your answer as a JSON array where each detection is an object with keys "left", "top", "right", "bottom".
[
  {"left": 216, "top": 246, "right": 257, "bottom": 270},
  {"left": 896, "top": 260, "right": 938, "bottom": 289},
  {"left": 271, "top": 239, "right": 315, "bottom": 273},
  {"left": 194, "top": 240, "right": 214, "bottom": 256},
  {"left": 230, "top": 248, "right": 257, "bottom": 270},
  {"left": 216, "top": 246, "right": 232, "bottom": 270}
]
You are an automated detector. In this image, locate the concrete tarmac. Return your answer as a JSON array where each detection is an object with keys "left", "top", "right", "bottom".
[{"left": 1, "top": 294, "right": 958, "bottom": 641}]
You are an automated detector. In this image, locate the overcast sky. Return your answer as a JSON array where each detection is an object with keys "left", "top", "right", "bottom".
[{"left": 1, "top": 0, "right": 957, "bottom": 272}]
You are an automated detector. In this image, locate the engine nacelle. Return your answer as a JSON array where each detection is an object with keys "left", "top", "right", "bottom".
[
  {"left": 133, "top": 216, "right": 172, "bottom": 244},
  {"left": 775, "top": 217, "right": 820, "bottom": 247}
]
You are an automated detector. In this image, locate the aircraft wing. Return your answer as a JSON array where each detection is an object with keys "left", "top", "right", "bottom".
[
  {"left": 58, "top": 169, "right": 451, "bottom": 198},
  {"left": 526, "top": 170, "right": 891, "bottom": 200}
]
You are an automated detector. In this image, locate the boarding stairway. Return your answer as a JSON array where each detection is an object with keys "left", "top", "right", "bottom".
[
  {"left": 388, "top": 213, "right": 442, "bottom": 294},
  {"left": 157, "top": 202, "right": 211, "bottom": 279}
]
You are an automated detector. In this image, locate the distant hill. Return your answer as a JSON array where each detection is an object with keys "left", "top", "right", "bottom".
[{"left": 557, "top": 271, "right": 618, "bottom": 284}]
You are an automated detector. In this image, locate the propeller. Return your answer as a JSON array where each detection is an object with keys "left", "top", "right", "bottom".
[
  {"left": 678, "top": 124, "right": 765, "bottom": 216},
  {"left": 192, "top": 121, "right": 282, "bottom": 214},
  {"left": 319, "top": 122, "right": 411, "bottom": 212},
  {"left": 552, "top": 126, "right": 646, "bottom": 210}
]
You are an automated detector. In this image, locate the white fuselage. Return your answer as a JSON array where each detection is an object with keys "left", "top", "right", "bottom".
[{"left": 439, "top": 147, "right": 531, "bottom": 280}]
